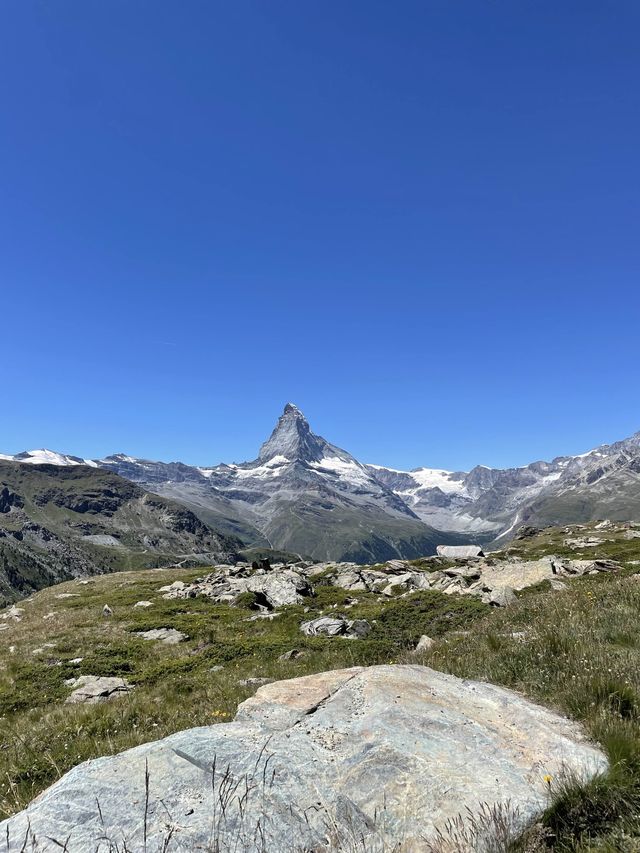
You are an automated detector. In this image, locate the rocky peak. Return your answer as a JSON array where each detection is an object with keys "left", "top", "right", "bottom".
[{"left": 258, "top": 404, "right": 329, "bottom": 464}]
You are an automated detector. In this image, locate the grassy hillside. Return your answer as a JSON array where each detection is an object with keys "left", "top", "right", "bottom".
[
  {"left": 1, "top": 521, "right": 640, "bottom": 849},
  {"left": 0, "top": 461, "right": 242, "bottom": 603}
]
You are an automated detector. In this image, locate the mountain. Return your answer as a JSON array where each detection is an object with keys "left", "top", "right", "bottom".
[
  {"left": 369, "top": 431, "right": 640, "bottom": 543},
  {"left": 4, "top": 407, "right": 640, "bottom": 564},
  {"left": 99, "top": 404, "right": 459, "bottom": 563},
  {"left": 0, "top": 461, "right": 242, "bottom": 604}
]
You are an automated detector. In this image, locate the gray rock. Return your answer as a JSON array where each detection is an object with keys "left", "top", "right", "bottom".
[
  {"left": 246, "top": 569, "right": 313, "bottom": 608},
  {"left": 414, "top": 634, "right": 435, "bottom": 653},
  {"left": 437, "top": 544, "right": 485, "bottom": 559},
  {"left": 133, "top": 600, "right": 153, "bottom": 608},
  {"left": 65, "top": 675, "right": 132, "bottom": 705},
  {"left": 300, "top": 616, "right": 347, "bottom": 636},
  {"left": 487, "top": 586, "right": 517, "bottom": 607},
  {"left": 278, "top": 648, "right": 305, "bottom": 661},
  {"left": 102, "top": 604, "right": 113, "bottom": 617},
  {"left": 346, "top": 618, "right": 371, "bottom": 639},
  {"left": 2, "top": 665, "right": 607, "bottom": 852},
  {"left": 238, "top": 677, "right": 273, "bottom": 687},
  {"left": 1, "top": 605, "right": 24, "bottom": 622},
  {"left": 136, "top": 628, "right": 187, "bottom": 645}
]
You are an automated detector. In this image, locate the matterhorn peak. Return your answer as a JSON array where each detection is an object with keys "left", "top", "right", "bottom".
[
  {"left": 283, "top": 402, "right": 303, "bottom": 416},
  {"left": 258, "top": 404, "right": 328, "bottom": 463}
]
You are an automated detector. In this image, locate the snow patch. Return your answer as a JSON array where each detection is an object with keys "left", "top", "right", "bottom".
[
  {"left": 5, "top": 449, "right": 98, "bottom": 467},
  {"left": 310, "top": 456, "right": 372, "bottom": 487}
]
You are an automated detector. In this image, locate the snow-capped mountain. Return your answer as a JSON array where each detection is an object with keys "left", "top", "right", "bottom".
[
  {"left": 4, "top": 406, "right": 640, "bottom": 560},
  {"left": 368, "top": 435, "right": 640, "bottom": 539},
  {"left": 97, "top": 403, "right": 453, "bottom": 562},
  {"left": 0, "top": 449, "right": 98, "bottom": 467}
]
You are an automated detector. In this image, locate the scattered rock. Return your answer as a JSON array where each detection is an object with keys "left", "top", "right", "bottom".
[
  {"left": 1, "top": 606, "right": 24, "bottom": 622},
  {"left": 102, "top": 605, "right": 113, "bottom": 617},
  {"left": 133, "top": 600, "right": 153, "bottom": 608},
  {"left": 437, "top": 544, "right": 484, "bottom": 559},
  {"left": 55, "top": 593, "right": 80, "bottom": 599},
  {"left": 414, "top": 635, "right": 435, "bottom": 653},
  {"left": 279, "top": 648, "right": 305, "bottom": 661},
  {"left": 300, "top": 616, "right": 347, "bottom": 637},
  {"left": 238, "top": 677, "right": 273, "bottom": 687},
  {"left": 158, "top": 580, "right": 186, "bottom": 593},
  {"left": 3, "top": 665, "right": 607, "bottom": 851},
  {"left": 345, "top": 619, "right": 371, "bottom": 639},
  {"left": 65, "top": 676, "right": 132, "bottom": 705},
  {"left": 136, "top": 628, "right": 187, "bottom": 645},
  {"left": 300, "top": 616, "right": 371, "bottom": 639},
  {"left": 487, "top": 586, "right": 517, "bottom": 607}
]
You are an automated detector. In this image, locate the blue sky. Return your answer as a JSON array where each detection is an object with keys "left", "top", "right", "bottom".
[{"left": 2, "top": 1, "right": 639, "bottom": 471}]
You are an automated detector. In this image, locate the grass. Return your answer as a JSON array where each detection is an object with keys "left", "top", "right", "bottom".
[
  {"left": 0, "top": 566, "right": 487, "bottom": 820},
  {"left": 409, "top": 569, "right": 640, "bottom": 850},
  {"left": 2, "top": 520, "right": 640, "bottom": 849}
]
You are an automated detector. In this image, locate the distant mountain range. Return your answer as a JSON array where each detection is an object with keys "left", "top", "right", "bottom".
[{"left": 3, "top": 403, "right": 640, "bottom": 579}]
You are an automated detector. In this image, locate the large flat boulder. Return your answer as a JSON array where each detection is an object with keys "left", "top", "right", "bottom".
[
  {"left": 437, "top": 544, "right": 484, "bottom": 559},
  {"left": 1, "top": 665, "right": 607, "bottom": 851}
]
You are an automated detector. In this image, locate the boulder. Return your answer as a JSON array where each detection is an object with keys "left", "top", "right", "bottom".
[
  {"left": 1, "top": 666, "right": 607, "bottom": 852},
  {"left": 487, "top": 586, "right": 518, "bottom": 607},
  {"left": 300, "top": 616, "right": 347, "bottom": 636},
  {"left": 414, "top": 634, "right": 435, "bottom": 653},
  {"left": 64, "top": 676, "right": 132, "bottom": 705},
  {"left": 300, "top": 616, "right": 371, "bottom": 639},
  {"left": 246, "top": 569, "right": 313, "bottom": 608},
  {"left": 135, "top": 628, "right": 187, "bottom": 645},
  {"left": 436, "top": 544, "right": 484, "bottom": 559}
]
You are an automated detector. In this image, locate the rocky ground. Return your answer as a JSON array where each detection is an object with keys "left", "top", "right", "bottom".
[
  {"left": 1, "top": 665, "right": 607, "bottom": 851},
  {"left": 1, "top": 520, "right": 640, "bottom": 849}
]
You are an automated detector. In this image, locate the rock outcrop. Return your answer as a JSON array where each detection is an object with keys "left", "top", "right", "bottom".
[
  {"left": 64, "top": 675, "right": 132, "bottom": 705},
  {"left": 156, "top": 552, "right": 618, "bottom": 614},
  {"left": 1, "top": 665, "right": 607, "bottom": 851}
]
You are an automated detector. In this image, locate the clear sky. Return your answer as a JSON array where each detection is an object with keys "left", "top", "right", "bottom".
[{"left": 2, "top": 1, "right": 639, "bottom": 471}]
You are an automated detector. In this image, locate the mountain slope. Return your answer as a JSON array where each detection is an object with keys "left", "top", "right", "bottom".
[
  {"left": 0, "top": 462, "right": 242, "bottom": 604},
  {"left": 101, "top": 404, "right": 462, "bottom": 562},
  {"left": 369, "top": 431, "right": 640, "bottom": 544},
  {"left": 5, "top": 411, "right": 640, "bottom": 558}
]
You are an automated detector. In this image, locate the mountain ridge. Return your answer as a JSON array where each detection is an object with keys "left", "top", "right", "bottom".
[{"left": 3, "top": 406, "right": 640, "bottom": 560}]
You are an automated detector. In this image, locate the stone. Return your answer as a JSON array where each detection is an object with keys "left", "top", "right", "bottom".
[
  {"left": 133, "top": 600, "right": 153, "bottom": 608},
  {"left": 487, "top": 586, "right": 517, "bottom": 607},
  {"left": 300, "top": 616, "right": 347, "bottom": 637},
  {"left": 278, "top": 648, "right": 305, "bottom": 661},
  {"left": 414, "top": 634, "right": 435, "bottom": 653},
  {"left": 436, "top": 544, "right": 485, "bottom": 559},
  {"left": 238, "top": 677, "right": 273, "bottom": 687},
  {"left": 1, "top": 606, "right": 24, "bottom": 622},
  {"left": 345, "top": 619, "right": 371, "bottom": 639},
  {"left": 65, "top": 676, "right": 132, "bottom": 705},
  {"left": 102, "top": 605, "right": 113, "bottom": 617},
  {"left": 136, "top": 628, "right": 187, "bottom": 645},
  {"left": 1, "top": 666, "right": 607, "bottom": 852},
  {"left": 245, "top": 570, "right": 313, "bottom": 608}
]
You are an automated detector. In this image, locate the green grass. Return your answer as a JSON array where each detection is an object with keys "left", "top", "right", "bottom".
[
  {"left": 410, "top": 570, "right": 640, "bottom": 850},
  {"left": 0, "top": 565, "right": 487, "bottom": 819},
  {"left": 3, "top": 519, "right": 640, "bottom": 849}
]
